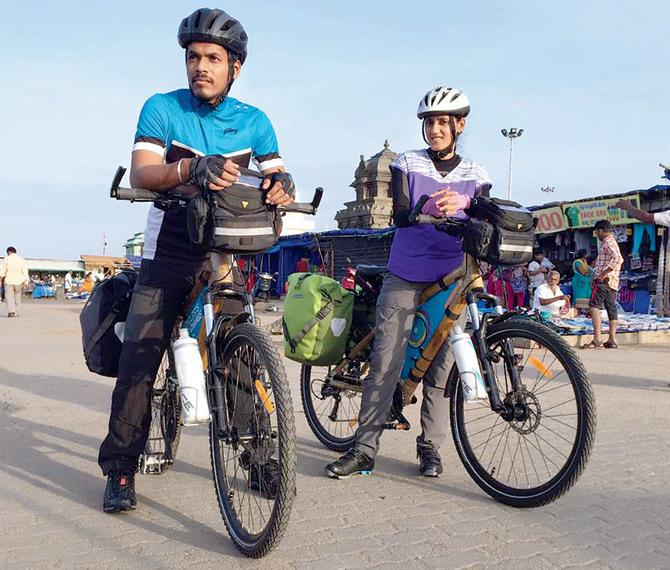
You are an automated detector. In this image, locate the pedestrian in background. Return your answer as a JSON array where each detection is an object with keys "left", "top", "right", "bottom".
[
  {"left": 583, "top": 220, "right": 624, "bottom": 349},
  {"left": 509, "top": 265, "right": 528, "bottom": 308},
  {"left": 0, "top": 246, "right": 29, "bottom": 318},
  {"left": 64, "top": 271, "right": 73, "bottom": 296},
  {"left": 571, "top": 249, "right": 593, "bottom": 314},
  {"left": 527, "top": 248, "right": 555, "bottom": 301}
]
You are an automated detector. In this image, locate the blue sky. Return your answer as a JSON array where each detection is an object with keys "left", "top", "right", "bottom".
[{"left": 1, "top": 1, "right": 668, "bottom": 259}]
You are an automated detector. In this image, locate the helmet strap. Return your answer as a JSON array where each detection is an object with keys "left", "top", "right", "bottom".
[{"left": 186, "top": 48, "right": 238, "bottom": 108}]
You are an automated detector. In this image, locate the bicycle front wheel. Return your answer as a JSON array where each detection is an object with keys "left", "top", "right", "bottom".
[
  {"left": 209, "top": 322, "right": 296, "bottom": 558},
  {"left": 450, "top": 318, "right": 596, "bottom": 508}
]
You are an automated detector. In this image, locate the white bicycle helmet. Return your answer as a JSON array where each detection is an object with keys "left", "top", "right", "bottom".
[{"left": 417, "top": 87, "right": 470, "bottom": 119}]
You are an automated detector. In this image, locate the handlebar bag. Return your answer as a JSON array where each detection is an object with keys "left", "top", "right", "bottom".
[
  {"left": 79, "top": 270, "right": 137, "bottom": 377},
  {"left": 462, "top": 218, "right": 534, "bottom": 266},
  {"left": 282, "top": 273, "right": 354, "bottom": 366},
  {"left": 468, "top": 196, "right": 534, "bottom": 232},
  {"left": 209, "top": 184, "right": 282, "bottom": 253}
]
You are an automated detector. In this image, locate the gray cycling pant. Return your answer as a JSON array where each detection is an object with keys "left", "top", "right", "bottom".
[{"left": 355, "top": 273, "right": 466, "bottom": 458}]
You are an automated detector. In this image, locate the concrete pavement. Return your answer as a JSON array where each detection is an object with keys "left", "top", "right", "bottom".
[{"left": 0, "top": 300, "right": 668, "bottom": 569}]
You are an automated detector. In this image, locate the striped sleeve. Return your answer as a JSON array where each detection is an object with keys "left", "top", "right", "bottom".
[
  {"left": 389, "top": 152, "right": 409, "bottom": 174},
  {"left": 132, "top": 94, "right": 169, "bottom": 157},
  {"left": 252, "top": 109, "right": 284, "bottom": 172},
  {"left": 473, "top": 163, "right": 492, "bottom": 193}
]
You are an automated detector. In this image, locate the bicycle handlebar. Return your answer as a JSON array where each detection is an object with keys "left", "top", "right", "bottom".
[
  {"left": 409, "top": 194, "right": 468, "bottom": 233},
  {"left": 109, "top": 166, "right": 323, "bottom": 215}
]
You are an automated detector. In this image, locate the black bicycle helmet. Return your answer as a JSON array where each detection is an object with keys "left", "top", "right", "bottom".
[{"left": 178, "top": 8, "right": 248, "bottom": 64}]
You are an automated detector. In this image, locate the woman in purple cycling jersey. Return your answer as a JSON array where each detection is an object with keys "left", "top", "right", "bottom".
[{"left": 325, "top": 86, "right": 493, "bottom": 480}]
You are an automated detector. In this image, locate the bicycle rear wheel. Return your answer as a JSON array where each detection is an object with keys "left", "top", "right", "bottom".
[
  {"left": 450, "top": 318, "right": 596, "bottom": 508},
  {"left": 210, "top": 322, "right": 296, "bottom": 558},
  {"left": 300, "top": 362, "right": 364, "bottom": 452},
  {"left": 140, "top": 344, "right": 182, "bottom": 475}
]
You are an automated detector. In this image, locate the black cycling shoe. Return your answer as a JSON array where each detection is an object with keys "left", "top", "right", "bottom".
[
  {"left": 325, "top": 448, "right": 374, "bottom": 479},
  {"left": 240, "top": 451, "right": 279, "bottom": 500},
  {"left": 417, "top": 445, "right": 443, "bottom": 477},
  {"left": 103, "top": 471, "right": 137, "bottom": 513}
]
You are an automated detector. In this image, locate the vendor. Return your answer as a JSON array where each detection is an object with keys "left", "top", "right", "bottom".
[
  {"left": 533, "top": 270, "right": 570, "bottom": 317},
  {"left": 571, "top": 249, "right": 593, "bottom": 312}
]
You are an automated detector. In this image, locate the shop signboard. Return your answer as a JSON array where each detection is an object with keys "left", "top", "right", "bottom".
[
  {"left": 533, "top": 206, "right": 568, "bottom": 234},
  {"left": 562, "top": 194, "right": 641, "bottom": 229}
]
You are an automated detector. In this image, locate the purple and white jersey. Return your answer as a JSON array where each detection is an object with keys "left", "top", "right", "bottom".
[{"left": 387, "top": 149, "right": 492, "bottom": 283}]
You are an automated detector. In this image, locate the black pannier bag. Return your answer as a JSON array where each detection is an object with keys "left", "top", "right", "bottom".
[
  {"left": 79, "top": 270, "right": 138, "bottom": 377},
  {"left": 462, "top": 197, "right": 535, "bottom": 266},
  {"left": 186, "top": 169, "right": 282, "bottom": 254}
]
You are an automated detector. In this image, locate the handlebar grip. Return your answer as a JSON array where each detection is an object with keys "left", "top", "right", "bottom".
[
  {"left": 114, "top": 187, "right": 161, "bottom": 202},
  {"left": 415, "top": 213, "right": 445, "bottom": 225},
  {"left": 409, "top": 195, "right": 430, "bottom": 224},
  {"left": 281, "top": 186, "right": 324, "bottom": 215},
  {"left": 312, "top": 187, "right": 324, "bottom": 210}
]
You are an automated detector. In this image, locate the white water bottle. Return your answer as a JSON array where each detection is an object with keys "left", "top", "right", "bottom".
[
  {"left": 450, "top": 326, "right": 487, "bottom": 402},
  {"left": 173, "top": 328, "right": 210, "bottom": 425}
]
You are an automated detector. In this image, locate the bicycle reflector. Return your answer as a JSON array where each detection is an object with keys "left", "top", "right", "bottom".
[
  {"left": 528, "top": 356, "right": 553, "bottom": 379},
  {"left": 255, "top": 380, "right": 275, "bottom": 414}
]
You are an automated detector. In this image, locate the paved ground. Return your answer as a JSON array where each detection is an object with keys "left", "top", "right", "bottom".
[{"left": 0, "top": 300, "right": 668, "bottom": 569}]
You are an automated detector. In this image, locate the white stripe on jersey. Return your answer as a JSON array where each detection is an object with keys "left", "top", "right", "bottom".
[
  {"left": 224, "top": 147, "right": 252, "bottom": 158},
  {"left": 255, "top": 157, "right": 285, "bottom": 171},
  {"left": 170, "top": 140, "right": 204, "bottom": 157},
  {"left": 142, "top": 205, "right": 165, "bottom": 261},
  {"left": 132, "top": 141, "right": 166, "bottom": 157},
  {"left": 390, "top": 149, "right": 492, "bottom": 190}
]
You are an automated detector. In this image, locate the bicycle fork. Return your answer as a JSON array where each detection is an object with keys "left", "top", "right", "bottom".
[{"left": 466, "top": 292, "right": 523, "bottom": 415}]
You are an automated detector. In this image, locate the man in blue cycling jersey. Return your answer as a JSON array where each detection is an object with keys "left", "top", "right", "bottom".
[{"left": 99, "top": 7, "right": 295, "bottom": 513}]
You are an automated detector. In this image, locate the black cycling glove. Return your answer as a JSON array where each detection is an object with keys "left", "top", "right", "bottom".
[
  {"left": 189, "top": 155, "right": 227, "bottom": 190},
  {"left": 265, "top": 171, "right": 296, "bottom": 199}
]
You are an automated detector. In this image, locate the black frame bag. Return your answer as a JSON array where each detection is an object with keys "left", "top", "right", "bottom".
[
  {"left": 463, "top": 197, "right": 535, "bottom": 266},
  {"left": 80, "top": 270, "right": 137, "bottom": 377}
]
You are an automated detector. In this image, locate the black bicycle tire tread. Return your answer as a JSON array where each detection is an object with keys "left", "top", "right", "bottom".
[
  {"left": 143, "top": 344, "right": 182, "bottom": 475},
  {"left": 209, "top": 322, "right": 296, "bottom": 558},
  {"left": 450, "top": 318, "right": 596, "bottom": 508},
  {"left": 300, "top": 364, "right": 357, "bottom": 452}
]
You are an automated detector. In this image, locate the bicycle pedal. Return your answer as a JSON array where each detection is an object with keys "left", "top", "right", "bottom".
[
  {"left": 140, "top": 455, "right": 168, "bottom": 475},
  {"left": 382, "top": 421, "right": 411, "bottom": 431}
]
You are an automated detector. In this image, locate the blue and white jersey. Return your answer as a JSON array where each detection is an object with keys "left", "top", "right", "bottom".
[{"left": 133, "top": 89, "right": 284, "bottom": 265}]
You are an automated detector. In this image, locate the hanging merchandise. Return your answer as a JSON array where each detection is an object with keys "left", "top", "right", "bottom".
[
  {"left": 632, "top": 224, "right": 657, "bottom": 254},
  {"left": 612, "top": 226, "right": 628, "bottom": 243},
  {"left": 573, "top": 230, "right": 593, "bottom": 256},
  {"left": 630, "top": 253, "right": 642, "bottom": 270}
]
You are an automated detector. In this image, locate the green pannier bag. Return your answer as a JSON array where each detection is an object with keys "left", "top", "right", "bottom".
[{"left": 282, "top": 273, "right": 354, "bottom": 365}]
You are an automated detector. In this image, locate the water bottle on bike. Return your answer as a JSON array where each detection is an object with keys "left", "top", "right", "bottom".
[
  {"left": 173, "top": 328, "right": 210, "bottom": 425},
  {"left": 449, "top": 326, "right": 487, "bottom": 402}
]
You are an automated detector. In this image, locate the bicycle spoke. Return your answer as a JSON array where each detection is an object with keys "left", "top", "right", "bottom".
[{"left": 456, "top": 324, "right": 592, "bottom": 499}]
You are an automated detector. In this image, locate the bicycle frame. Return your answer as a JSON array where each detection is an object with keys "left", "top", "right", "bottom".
[
  {"left": 177, "top": 252, "right": 261, "bottom": 442},
  {"left": 329, "top": 254, "right": 525, "bottom": 415}
]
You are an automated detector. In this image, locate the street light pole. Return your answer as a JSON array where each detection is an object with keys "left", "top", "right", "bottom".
[{"left": 501, "top": 128, "right": 524, "bottom": 201}]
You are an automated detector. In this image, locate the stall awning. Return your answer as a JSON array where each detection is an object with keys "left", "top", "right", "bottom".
[
  {"left": 80, "top": 254, "right": 131, "bottom": 269},
  {"left": 21, "top": 258, "right": 85, "bottom": 272}
]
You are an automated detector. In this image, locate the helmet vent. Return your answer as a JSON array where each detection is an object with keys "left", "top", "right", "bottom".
[
  {"left": 194, "top": 12, "right": 201, "bottom": 28},
  {"left": 221, "top": 20, "right": 234, "bottom": 32}
]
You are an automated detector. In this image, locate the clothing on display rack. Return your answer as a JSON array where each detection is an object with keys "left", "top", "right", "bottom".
[{"left": 632, "top": 223, "right": 657, "bottom": 254}]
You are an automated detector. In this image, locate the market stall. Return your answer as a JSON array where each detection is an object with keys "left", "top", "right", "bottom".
[{"left": 531, "top": 184, "right": 670, "bottom": 315}]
